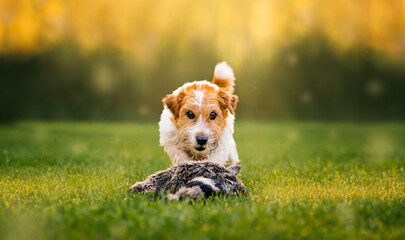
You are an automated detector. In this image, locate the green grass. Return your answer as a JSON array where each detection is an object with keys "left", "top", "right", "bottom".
[{"left": 1, "top": 121, "right": 404, "bottom": 240}]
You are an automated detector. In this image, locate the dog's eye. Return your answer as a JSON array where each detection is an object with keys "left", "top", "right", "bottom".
[
  {"left": 186, "top": 111, "right": 195, "bottom": 119},
  {"left": 209, "top": 112, "right": 217, "bottom": 120}
]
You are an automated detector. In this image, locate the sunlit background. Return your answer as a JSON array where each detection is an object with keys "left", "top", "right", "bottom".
[{"left": 1, "top": 0, "right": 404, "bottom": 121}]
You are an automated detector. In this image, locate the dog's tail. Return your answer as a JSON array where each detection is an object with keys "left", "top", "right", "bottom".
[{"left": 212, "top": 61, "right": 236, "bottom": 94}]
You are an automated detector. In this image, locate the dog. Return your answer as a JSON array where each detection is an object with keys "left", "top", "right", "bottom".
[{"left": 159, "top": 62, "right": 239, "bottom": 167}]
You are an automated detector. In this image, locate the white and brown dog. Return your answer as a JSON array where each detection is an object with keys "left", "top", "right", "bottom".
[{"left": 159, "top": 62, "right": 239, "bottom": 167}]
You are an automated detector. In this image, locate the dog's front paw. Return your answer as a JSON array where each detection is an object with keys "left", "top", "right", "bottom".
[{"left": 128, "top": 182, "right": 145, "bottom": 193}]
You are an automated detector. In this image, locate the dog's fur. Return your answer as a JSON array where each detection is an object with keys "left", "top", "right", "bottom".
[
  {"left": 159, "top": 62, "right": 239, "bottom": 167},
  {"left": 128, "top": 162, "right": 248, "bottom": 200}
]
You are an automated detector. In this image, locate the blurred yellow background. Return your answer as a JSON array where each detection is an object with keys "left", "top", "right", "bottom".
[
  {"left": 0, "top": 0, "right": 404, "bottom": 121},
  {"left": 1, "top": 0, "right": 404, "bottom": 61}
]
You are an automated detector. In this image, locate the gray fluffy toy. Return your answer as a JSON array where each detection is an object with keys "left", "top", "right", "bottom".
[{"left": 128, "top": 162, "right": 249, "bottom": 200}]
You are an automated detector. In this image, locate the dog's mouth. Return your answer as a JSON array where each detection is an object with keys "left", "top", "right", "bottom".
[{"left": 195, "top": 146, "right": 206, "bottom": 151}]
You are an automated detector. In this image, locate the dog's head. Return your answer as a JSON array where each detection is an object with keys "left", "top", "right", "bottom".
[{"left": 162, "top": 62, "right": 238, "bottom": 159}]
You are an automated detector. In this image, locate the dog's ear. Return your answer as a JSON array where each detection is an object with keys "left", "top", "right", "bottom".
[
  {"left": 162, "top": 91, "right": 184, "bottom": 118},
  {"left": 230, "top": 94, "right": 238, "bottom": 112},
  {"left": 218, "top": 90, "right": 238, "bottom": 115}
]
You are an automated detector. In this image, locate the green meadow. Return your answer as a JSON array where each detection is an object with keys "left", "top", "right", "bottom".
[{"left": 1, "top": 121, "right": 404, "bottom": 240}]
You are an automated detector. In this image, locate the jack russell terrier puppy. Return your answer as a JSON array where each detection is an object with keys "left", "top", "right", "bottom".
[{"left": 158, "top": 62, "right": 239, "bottom": 167}]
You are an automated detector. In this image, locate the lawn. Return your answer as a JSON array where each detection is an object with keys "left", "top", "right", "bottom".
[{"left": 0, "top": 121, "right": 404, "bottom": 240}]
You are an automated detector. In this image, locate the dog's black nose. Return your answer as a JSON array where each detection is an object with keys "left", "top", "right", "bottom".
[{"left": 196, "top": 135, "right": 208, "bottom": 145}]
